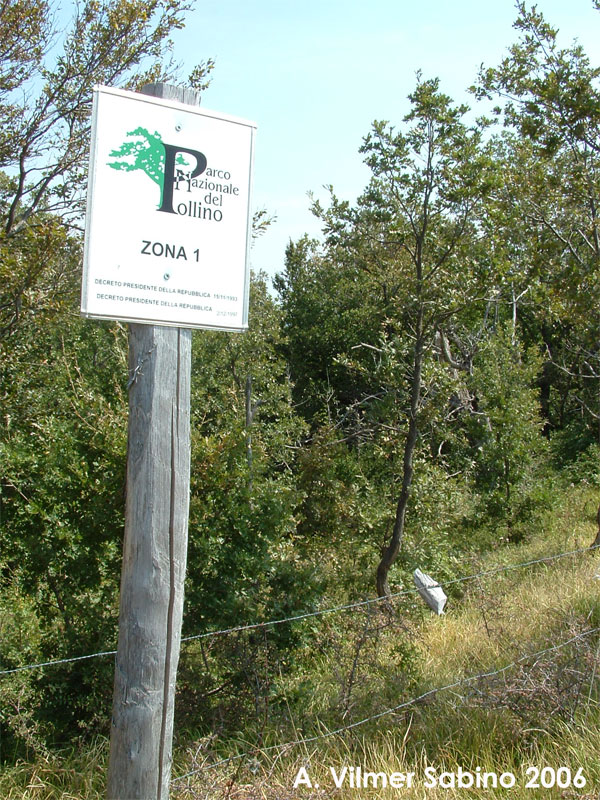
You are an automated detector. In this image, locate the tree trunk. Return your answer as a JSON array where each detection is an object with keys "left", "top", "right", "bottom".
[
  {"left": 376, "top": 320, "right": 425, "bottom": 600},
  {"left": 591, "top": 504, "right": 600, "bottom": 549}
]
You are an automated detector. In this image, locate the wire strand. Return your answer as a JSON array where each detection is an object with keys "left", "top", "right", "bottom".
[
  {"left": 1, "top": 544, "right": 597, "bottom": 677},
  {"left": 180, "top": 544, "right": 598, "bottom": 642},
  {"left": 0, "top": 649, "right": 117, "bottom": 675},
  {"left": 172, "top": 625, "right": 600, "bottom": 784}
]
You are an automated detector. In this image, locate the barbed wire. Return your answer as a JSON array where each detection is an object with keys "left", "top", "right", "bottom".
[
  {"left": 171, "top": 626, "right": 600, "bottom": 785},
  {"left": 1, "top": 543, "right": 597, "bottom": 677},
  {"left": 0, "top": 649, "right": 118, "bottom": 675},
  {"left": 180, "top": 544, "right": 599, "bottom": 644}
]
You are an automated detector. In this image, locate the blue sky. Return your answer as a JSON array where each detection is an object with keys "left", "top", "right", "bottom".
[{"left": 172, "top": 0, "right": 600, "bottom": 283}]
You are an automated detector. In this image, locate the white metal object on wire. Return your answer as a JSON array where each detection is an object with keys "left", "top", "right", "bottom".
[{"left": 413, "top": 568, "right": 447, "bottom": 614}]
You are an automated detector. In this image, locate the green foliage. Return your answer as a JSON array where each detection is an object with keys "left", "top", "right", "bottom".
[
  {"left": 398, "top": 458, "right": 473, "bottom": 577},
  {"left": 467, "top": 325, "right": 546, "bottom": 530},
  {"left": 183, "top": 274, "right": 309, "bottom": 629},
  {"left": 475, "top": 1, "right": 600, "bottom": 445},
  {"left": 0, "top": 305, "right": 128, "bottom": 745},
  {"left": 0, "top": 264, "right": 316, "bottom": 749},
  {"left": 274, "top": 236, "right": 385, "bottom": 421},
  {"left": 0, "top": 576, "right": 48, "bottom": 759},
  {"left": 188, "top": 58, "right": 215, "bottom": 92},
  {"left": 0, "top": 0, "right": 217, "bottom": 750},
  {"left": 556, "top": 441, "right": 600, "bottom": 487},
  {"left": 287, "top": 76, "right": 501, "bottom": 598}
]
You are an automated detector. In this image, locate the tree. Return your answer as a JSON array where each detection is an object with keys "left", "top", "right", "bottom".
[
  {"left": 184, "top": 272, "right": 309, "bottom": 634},
  {"left": 474, "top": 1, "right": 600, "bottom": 446},
  {"left": 0, "top": 298, "right": 130, "bottom": 745},
  {"left": 467, "top": 324, "right": 545, "bottom": 530},
  {"left": 301, "top": 78, "right": 497, "bottom": 600},
  {"left": 0, "top": 0, "right": 213, "bottom": 234},
  {"left": 275, "top": 235, "right": 388, "bottom": 423}
]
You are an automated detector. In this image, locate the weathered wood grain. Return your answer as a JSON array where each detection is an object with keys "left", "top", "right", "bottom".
[{"left": 106, "top": 82, "right": 199, "bottom": 800}]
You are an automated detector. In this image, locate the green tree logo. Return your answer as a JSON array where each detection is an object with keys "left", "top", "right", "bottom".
[
  {"left": 107, "top": 128, "right": 207, "bottom": 214},
  {"left": 107, "top": 127, "right": 167, "bottom": 206}
]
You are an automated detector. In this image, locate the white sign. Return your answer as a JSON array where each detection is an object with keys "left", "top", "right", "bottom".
[{"left": 81, "top": 86, "right": 256, "bottom": 331}]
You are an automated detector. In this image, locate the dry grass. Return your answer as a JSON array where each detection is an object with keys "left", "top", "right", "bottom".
[
  {"left": 418, "top": 485, "right": 600, "bottom": 684},
  {"left": 171, "top": 719, "right": 600, "bottom": 799},
  {"left": 0, "top": 740, "right": 107, "bottom": 799}
]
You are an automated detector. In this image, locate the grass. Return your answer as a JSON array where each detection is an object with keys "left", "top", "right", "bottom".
[
  {"left": 1, "top": 483, "right": 599, "bottom": 798},
  {"left": 166, "top": 714, "right": 600, "bottom": 799},
  {"left": 0, "top": 740, "right": 107, "bottom": 799},
  {"left": 173, "top": 483, "right": 600, "bottom": 798}
]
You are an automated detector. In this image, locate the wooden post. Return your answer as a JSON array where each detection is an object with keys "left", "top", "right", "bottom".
[{"left": 106, "top": 83, "right": 200, "bottom": 800}]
